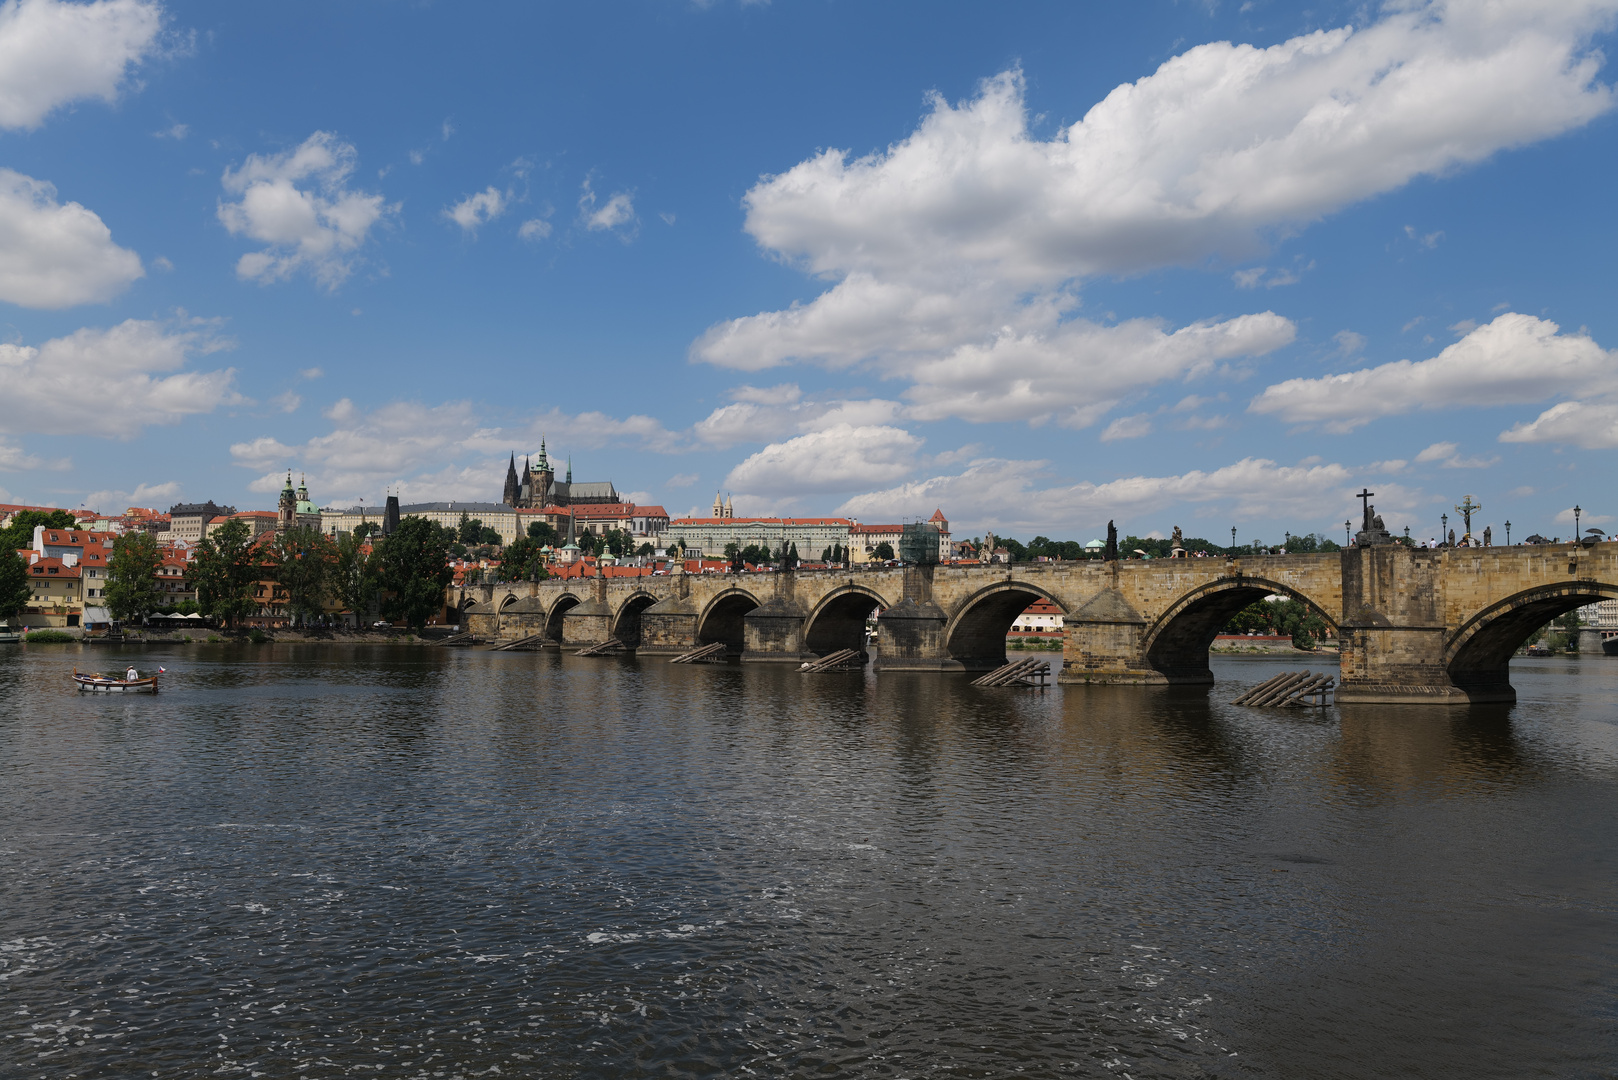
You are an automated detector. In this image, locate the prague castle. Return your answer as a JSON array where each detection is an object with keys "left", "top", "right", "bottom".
[{"left": 502, "top": 439, "right": 620, "bottom": 509}]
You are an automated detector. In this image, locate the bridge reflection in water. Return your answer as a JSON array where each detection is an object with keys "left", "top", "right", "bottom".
[{"left": 456, "top": 542, "right": 1618, "bottom": 705}]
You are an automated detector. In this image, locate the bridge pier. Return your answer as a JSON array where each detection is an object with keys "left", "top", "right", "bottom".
[
  {"left": 874, "top": 566, "right": 961, "bottom": 671},
  {"left": 1337, "top": 546, "right": 1474, "bottom": 703},
  {"left": 1057, "top": 586, "right": 1163, "bottom": 685}
]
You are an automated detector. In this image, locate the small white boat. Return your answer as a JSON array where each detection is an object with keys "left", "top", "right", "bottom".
[{"left": 73, "top": 667, "right": 160, "bottom": 693}]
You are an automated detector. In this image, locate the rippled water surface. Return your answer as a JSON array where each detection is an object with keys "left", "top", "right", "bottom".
[{"left": 2, "top": 643, "right": 1616, "bottom": 1079}]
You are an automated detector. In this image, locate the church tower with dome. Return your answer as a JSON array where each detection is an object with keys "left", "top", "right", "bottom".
[{"left": 276, "top": 472, "right": 323, "bottom": 534}]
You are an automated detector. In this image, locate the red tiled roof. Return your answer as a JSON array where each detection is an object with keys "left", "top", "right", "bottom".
[
  {"left": 850, "top": 524, "right": 901, "bottom": 535},
  {"left": 28, "top": 556, "right": 80, "bottom": 578}
]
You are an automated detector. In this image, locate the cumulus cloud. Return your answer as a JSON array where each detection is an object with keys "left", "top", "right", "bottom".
[
  {"left": 723, "top": 424, "right": 923, "bottom": 498},
  {"left": 0, "top": 0, "right": 164, "bottom": 131},
  {"left": 84, "top": 479, "right": 180, "bottom": 512},
  {"left": 518, "top": 218, "right": 552, "bottom": 241},
  {"left": 444, "top": 186, "right": 507, "bottom": 232},
  {"left": 693, "top": 392, "right": 903, "bottom": 449},
  {"left": 0, "top": 318, "right": 236, "bottom": 438},
  {"left": 1500, "top": 401, "right": 1618, "bottom": 449},
  {"left": 1100, "top": 414, "right": 1153, "bottom": 442},
  {"left": 0, "top": 168, "right": 144, "bottom": 307},
  {"left": 901, "top": 312, "right": 1294, "bottom": 427},
  {"left": 1251, "top": 313, "right": 1617, "bottom": 433},
  {"left": 218, "top": 132, "right": 396, "bottom": 289},
  {"left": 837, "top": 456, "right": 1423, "bottom": 536},
  {"left": 693, "top": 2, "right": 1617, "bottom": 425},
  {"left": 740, "top": 8, "right": 1614, "bottom": 286},
  {"left": 0, "top": 439, "right": 49, "bottom": 471},
  {"left": 580, "top": 178, "right": 635, "bottom": 233}
]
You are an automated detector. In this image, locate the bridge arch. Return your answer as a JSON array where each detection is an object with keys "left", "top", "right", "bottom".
[
  {"left": 803, "top": 584, "right": 892, "bottom": 656},
  {"left": 1446, "top": 580, "right": 1618, "bottom": 698},
  {"left": 611, "top": 591, "right": 660, "bottom": 649},
  {"left": 498, "top": 593, "right": 521, "bottom": 611},
  {"left": 698, "top": 588, "right": 762, "bottom": 653},
  {"left": 1142, "top": 576, "right": 1338, "bottom": 684},
  {"left": 944, "top": 580, "right": 1068, "bottom": 670},
  {"left": 543, "top": 593, "right": 583, "bottom": 644}
]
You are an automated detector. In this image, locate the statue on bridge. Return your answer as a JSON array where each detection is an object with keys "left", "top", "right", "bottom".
[
  {"left": 1455, "top": 495, "right": 1482, "bottom": 545},
  {"left": 1170, "top": 525, "right": 1185, "bottom": 557},
  {"left": 1354, "top": 488, "right": 1394, "bottom": 546},
  {"left": 1105, "top": 520, "right": 1118, "bottom": 561},
  {"left": 1483, "top": 525, "right": 1492, "bottom": 547}
]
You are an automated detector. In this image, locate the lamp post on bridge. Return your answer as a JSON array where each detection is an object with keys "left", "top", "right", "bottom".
[
  {"left": 1505, "top": 520, "right": 1511, "bottom": 545},
  {"left": 1344, "top": 520, "right": 1350, "bottom": 546},
  {"left": 1574, "top": 505, "right": 1581, "bottom": 543},
  {"left": 1442, "top": 513, "right": 1448, "bottom": 547},
  {"left": 1231, "top": 526, "right": 1237, "bottom": 554}
]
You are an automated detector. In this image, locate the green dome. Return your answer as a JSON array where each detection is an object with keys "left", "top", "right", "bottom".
[{"left": 297, "top": 500, "right": 318, "bottom": 515}]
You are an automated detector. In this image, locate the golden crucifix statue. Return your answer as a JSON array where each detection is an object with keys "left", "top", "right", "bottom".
[{"left": 1455, "top": 495, "right": 1481, "bottom": 541}]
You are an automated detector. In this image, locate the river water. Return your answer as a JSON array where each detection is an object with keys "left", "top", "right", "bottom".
[{"left": 1, "top": 644, "right": 1614, "bottom": 1079}]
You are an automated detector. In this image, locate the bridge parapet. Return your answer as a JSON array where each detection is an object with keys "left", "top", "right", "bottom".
[{"left": 446, "top": 544, "right": 1618, "bottom": 703}]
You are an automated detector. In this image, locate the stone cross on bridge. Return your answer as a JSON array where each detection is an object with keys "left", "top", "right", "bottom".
[{"left": 454, "top": 540, "right": 1618, "bottom": 705}]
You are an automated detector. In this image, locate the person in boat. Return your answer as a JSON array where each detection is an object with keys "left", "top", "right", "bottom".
[{"left": 126, "top": 666, "right": 139, "bottom": 681}]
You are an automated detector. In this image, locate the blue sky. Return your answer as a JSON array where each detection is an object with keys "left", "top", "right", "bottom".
[{"left": 2, "top": 0, "right": 1617, "bottom": 545}]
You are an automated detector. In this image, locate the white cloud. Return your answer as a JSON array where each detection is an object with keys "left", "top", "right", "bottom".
[
  {"left": 1100, "top": 414, "right": 1153, "bottom": 441},
  {"left": 1251, "top": 313, "right": 1617, "bottom": 433},
  {"left": 518, "top": 218, "right": 552, "bottom": 241},
  {"left": 0, "top": 439, "right": 46, "bottom": 471},
  {"left": 901, "top": 311, "right": 1294, "bottom": 427},
  {"left": 666, "top": 472, "right": 699, "bottom": 488},
  {"left": 444, "top": 186, "right": 507, "bottom": 233},
  {"left": 1414, "top": 441, "right": 1500, "bottom": 469},
  {"left": 271, "top": 390, "right": 301, "bottom": 413},
  {"left": 693, "top": 3, "right": 1616, "bottom": 427},
  {"left": 723, "top": 424, "right": 923, "bottom": 498},
  {"left": 83, "top": 479, "right": 180, "bottom": 512},
  {"left": 153, "top": 121, "right": 186, "bottom": 139},
  {"left": 692, "top": 394, "right": 902, "bottom": 448},
  {"left": 0, "top": 168, "right": 144, "bottom": 307},
  {"left": 837, "top": 456, "right": 1423, "bottom": 536},
  {"left": 730, "top": 383, "right": 801, "bottom": 406},
  {"left": 298, "top": 366, "right": 322, "bottom": 380},
  {"left": 0, "top": 318, "right": 236, "bottom": 438},
  {"left": 1500, "top": 401, "right": 1618, "bottom": 449},
  {"left": 740, "top": 9, "right": 1614, "bottom": 287},
  {"left": 580, "top": 179, "right": 635, "bottom": 232},
  {"left": 0, "top": 0, "right": 164, "bottom": 131},
  {"left": 1415, "top": 441, "right": 1458, "bottom": 463},
  {"left": 218, "top": 132, "right": 396, "bottom": 289},
  {"left": 1557, "top": 506, "right": 1614, "bottom": 526},
  {"left": 1333, "top": 330, "right": 1365, "bottom": 356}
]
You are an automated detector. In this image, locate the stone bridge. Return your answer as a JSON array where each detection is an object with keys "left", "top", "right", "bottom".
[{"left": 453, "top": 543, "right": 1618, "bottom": 704}]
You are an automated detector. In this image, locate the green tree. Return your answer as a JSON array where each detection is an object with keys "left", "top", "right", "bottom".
[
  {"left": 193, "top": 519, "right": 258, "bottom": 627},
  {"left": 526, "top": 520, "right": 560, "bottom": 545},
  {"left": 332, "top": 531, "right": 381, "bottom": 624},
  {"left": 500, "top": 535, "right": 550, "bottom": 582},
  {"left": 105, "top": 531, "right": 162, "bottom": 621},
  {"left": 636, "top": 541, "right": 653, "bottom": 557},
  {"left": 376, "top": 515, "right": 452, "bottom": 631},
  {"left": 873, "top": 541, "right": 895, "bottom": 561},
  {"left": 0, "top": 548, "right": 31, "bottom": 622},
  {"left": 269, "top": 526, "right": 336, "bottom": 626},
  {"left": 0, "top": 509, "right": 77, "bottom": 553}
]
